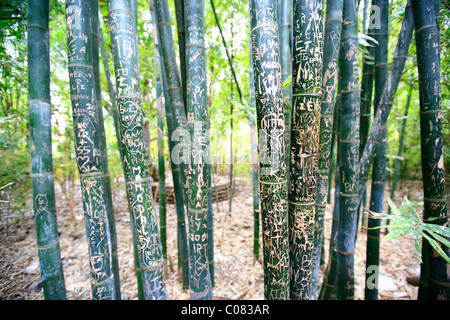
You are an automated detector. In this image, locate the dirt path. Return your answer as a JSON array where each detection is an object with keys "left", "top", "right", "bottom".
[{"left": 0, "top": 175, "right": 422, "bottom": 300}]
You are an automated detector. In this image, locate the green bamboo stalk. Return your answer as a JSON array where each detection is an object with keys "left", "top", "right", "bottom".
[
  {"left": 289, "top": 0, "right": 323, "bottom": 300},
  {"left": 319, "top": 76, "right": 342, "bottom": 301},
  {"left": 91, "top": 0, "right": 121, "bottom": 298},
  {"left": 155, "top": 44, "right": 167, "bottom": 263},
  {"left": 357, "top": 1, "right": 414, "bottom": 206},
  {"left": 97, "top": 3, "right": 145, "bottom": 300},
  {"left": 28, "top": 0, "right": 66, "bottom": 300},
  {"left": 150, "top": 0, "right": 190, "bottom": 289},
  {"left": 248, "top": 27, "right": 260, "bottom": 260},
  {"left": 335, "top": 0, "right": 360, "bottom": 300},
  {"left": 279, "top": 0, "right": 292, "bottom": 166},
  {"left": 153, "top": 0, "right": 189, "bottom": 187},
  {"left": 184, "top": 0, "right": 213, "bottom": 300},
  {"left": 106, "top": 0, "right": 167, "bottom": 299},
  {"left": 174, "top": 0, "right": 187, "bottom": 112},
  {"left": 364, "top": 0, "right": 388, "bottom": 300},
  {"left": 250, "top": 0, "right": 289, "bottom": 300},
  {"left": 357, "top": 0, "right": 376, "bottom": 234},
  {"left": 412, "top": 0, "right": 450, "bottom": 300},
  {"left": 312, "top": 0, "right": 343, "bottom": 298},
  {"left": 65, "top": 0, "right": 119, "bottom": 299}
]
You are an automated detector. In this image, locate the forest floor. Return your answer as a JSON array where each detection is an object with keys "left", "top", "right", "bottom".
[{"left": 0, "top": 174, "right": 424, "bottom": 300}]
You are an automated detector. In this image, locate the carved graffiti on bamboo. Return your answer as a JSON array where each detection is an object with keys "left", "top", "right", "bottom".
[{"left": 81, "top": 177, "right": 111, "bottom": 281}]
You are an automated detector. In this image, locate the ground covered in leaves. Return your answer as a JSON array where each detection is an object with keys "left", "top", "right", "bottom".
[{"left": 0, "top": 175, "right": 423, "bottom": 300}]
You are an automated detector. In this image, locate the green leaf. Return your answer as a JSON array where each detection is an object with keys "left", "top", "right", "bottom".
[
  {"left": 418, "top": 230, "right": 450, "bottom": 264},
  {"left": 388, "top": 198, "right": 400, "bottom": 216},
  {"left": 384, "top": 227, "right": 413, "bottom": 240},
  {"left": 426, "top": 230, "right": 450, "bottom": 250},
  {"left": 282, "top": 74, "right": 291, "bottom": 89},
  {"left": 421, "top": 223, "right": 450, "bottom": 239}
]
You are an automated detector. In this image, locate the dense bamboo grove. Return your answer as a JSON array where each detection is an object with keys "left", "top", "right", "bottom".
[{"left": 7, "top": 0, "right": 448, "bottom": 302}]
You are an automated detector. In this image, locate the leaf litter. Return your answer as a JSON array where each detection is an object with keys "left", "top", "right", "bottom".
[{"left": 0, "top": 175, "right": 425, "bottom": 300}]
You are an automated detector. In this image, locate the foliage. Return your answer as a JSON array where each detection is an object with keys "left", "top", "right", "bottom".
[{"left": 369, "top": 198, "right": 450, "bottom": 264}]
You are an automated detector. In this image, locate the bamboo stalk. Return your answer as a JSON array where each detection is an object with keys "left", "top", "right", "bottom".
[
  {"left": 91, "top": 0, "right": 121, "bottom": 298},
  {"left": 289, "top": 0, "right": 324, "bottom": 300},
  {"left": 364, "top": 0, "right": 388, "bottom": 300},
  {"left": 28, "top": 0, "right": 66, "bottom": 300},
  {"left": 279, "top": 0, "right": 292, "bottom": 166},
  {"left": 412, "top": 0, "right": 450, "bottom": 300},
  {"left": 97, "top": 2, "right": 145, "bottom": 300},
  {"left": 319, "top": 76, "right": 342, "bottom": 301},
  {"left": 184, "top": 0, "right": 213, "bottom": 300},
  {"left": 248, "top": 22, "right": 260, "bottom": 260},
  {"left": 150, "top": 0, "right": 190, "bottom": 289},
  {"left": 155, "top": 45, "right": 167, "bottom": 264},
  {"left": 335, "top": 0, "right": 360, "bottom": 300},
  {"left": 250, "top": 0, "right": 289, "bottom": 300},
  {"left": 105, "top": 0, "right": 167, "bottom": 299},
  {"left": 312, "top": 0, "right": 343, "bottom": 299},
  {"left": 174, "top": 0, "right": 187, "bottom": 112},
  {"left": 65, "top": 0, "right": 119, "bottom": 299}
]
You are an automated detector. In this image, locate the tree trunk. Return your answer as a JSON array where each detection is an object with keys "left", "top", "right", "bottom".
[
  {"left": 336, "top": 0, "right": 360, "bottom": 300},
  {"left": 248, "top": 24, "right": 260, "bottom": 260},
  {"left": 28, "top": 0, "right": 66, "bottom": 300},
  {"left": 106, "top": 0, "right": 167, "bottom": 299},
  {"left": 364, "top": 0, "right": 388, "bottom": 300},
  {"left": 65, "top": 0, "right": 120, "bottom": 299},
  {"left": 289, "top": 0, "right": 323, "bottom": 300},
  {"left": 91, "top": 0, "right": 121, "bottom": 297},
  {"left": 250, "top": 0, "right": 289, "bottom": 300},
  {"left": 184, "top": 0, "right": 213, "bottom": 300},
  {"left": 412, "top": 0, "right": 450, "bottom": 300},
  {"left": 150, "top": 0, "right": 190, "bottom": 289},
  {"left": 312, "top": 0, "right": 343, "bottom": 298}
]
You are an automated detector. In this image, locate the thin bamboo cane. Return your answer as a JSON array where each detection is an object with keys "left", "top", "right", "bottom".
[
  {"left": 335, "top": 0, "right": 360, "bottom": 300},
  {"left": 248, "top": 24, "right": 260, "bottom": 260},
  {"left": 412, "top": 0, "right": 450, "bottom": 300},
  {"left": 155, "top": 47, "right": 167, "bottom": 264},
  {"left": 364, "top": 0, "right": 388, "bottom": 300},
  {"left": 106, "top": 0, "right": 167, "bottom": 299},
  {"left": 28, "top": 0, "right": 66, "bottom": 300},
  {"left": 150, "top": 0, "right": 190, "bottom": 289},
  {"left": 174, "top": 0, "right": 187, "bottom": 113},
  {"left": 250, "top": 0, "right": 289, "bottom": 300},
  {"left": 91, "top": 0, "right": 121, "bottom": 297},
  {"left": 184, "top": 0, "right": 213, "bottom": 300},
  {"left": 312, "top": 0, "right": 343, "bottom": 299},
  {"left": 65, "top": 0, "right": 119, "bottom": 299},
  {"left": 319, "top": 76, "right": 342, "bottom": 301},
  {"left": 280, "top": 0, "right": 292, "bottom": 167}
]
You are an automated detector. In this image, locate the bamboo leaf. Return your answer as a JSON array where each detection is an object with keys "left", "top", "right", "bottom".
[
  {"left": 418, "top": 230, "right": 450, "bottom": 264},
  {"left": 383, "top": 227, "right": 413, "bottom": 240},
  {"left": 421, "top": 223, "right": 450, "bottom": 238},
  {"left": 282, "top": 74, "right": 292, "bottom": 89}
]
